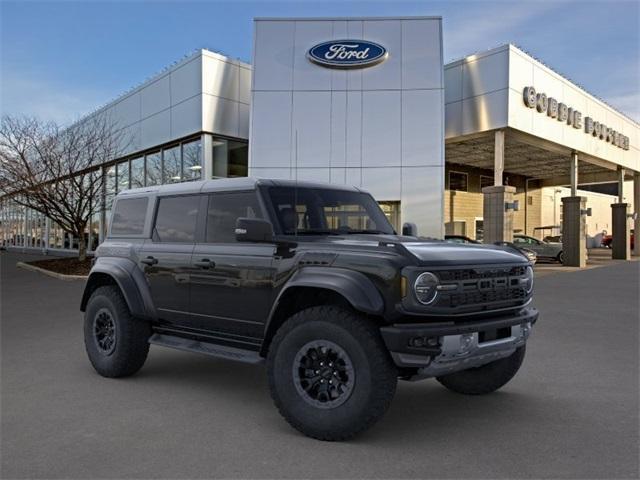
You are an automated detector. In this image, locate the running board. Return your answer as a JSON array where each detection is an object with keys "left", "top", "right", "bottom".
[{"left": 149, "top": 333, "right": 264, "bottom": 364}]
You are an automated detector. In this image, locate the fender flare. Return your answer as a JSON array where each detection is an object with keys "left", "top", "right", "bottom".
[
  {"left": 263, "top": 267, "right": 384, "bottom": 341},
  {"left": 80, "top": 258, "right": 156, "bottom": 320}
]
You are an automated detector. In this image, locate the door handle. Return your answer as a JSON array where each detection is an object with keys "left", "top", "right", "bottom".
[
  {"left": 141, "top": 256, "right": 158, "bottom": 266},
  {"left": 193, "top": 258, "right": 215, "bottom": 269}
]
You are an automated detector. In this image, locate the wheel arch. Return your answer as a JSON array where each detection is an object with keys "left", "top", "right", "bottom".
[
  {"left": 260, "top": 268, "right": 385, "bottom": 356},
  {"left": 80, "top": 258, "right": 156, "bottom": 320}
]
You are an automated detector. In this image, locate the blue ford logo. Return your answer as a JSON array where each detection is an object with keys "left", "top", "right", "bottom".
[{"left": 307, "top": 40, "right": 388, "bottom": 69}]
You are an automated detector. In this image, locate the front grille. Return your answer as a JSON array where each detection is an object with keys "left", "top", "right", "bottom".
[
  {"left": 444, "top": 288, "right": 527, "bottom": 308},
  {"left": 432, "top": 265, "right": 529, "bottom": 310},
  {"left": 437, "top": 266, "right": 526, "bottom": 282}
]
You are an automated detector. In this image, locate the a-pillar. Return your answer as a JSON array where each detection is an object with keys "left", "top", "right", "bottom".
[
  {"left": 611, "top": 168, "right": 630, "bottom": 260},
  {"left": 633, "top": 171, "right": 640, "bottom": 257},
  {"left": 561, "top": 196, "right": 587, "bottom": 267},
  {"left": 482, "top": 185, "right": 516, "bottom": 244}
]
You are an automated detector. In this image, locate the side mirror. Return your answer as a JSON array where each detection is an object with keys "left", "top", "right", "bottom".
[
  {"left": 235, "top": 218, "right": 274, "bottom": 243},
  {"left": 402, "top": 222, "right": 418, "bottom": 236}
]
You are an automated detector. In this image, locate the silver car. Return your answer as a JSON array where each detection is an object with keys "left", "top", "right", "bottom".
[{"left": 513, "top": 234, "right": 563, "bottom": 263}]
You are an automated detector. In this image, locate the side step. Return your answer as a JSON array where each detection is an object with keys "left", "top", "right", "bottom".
[{"left": 149, "top": 333, "right": 264, "bottom": 365}]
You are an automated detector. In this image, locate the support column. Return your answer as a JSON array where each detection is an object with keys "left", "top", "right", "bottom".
[
  {"left": 494, "top": 130, "right": 505, "bottom": 186},
  {"left": 482, "top": 185, "right": 516, "bottom": 244},
  {"left": 561, "top": 196, "right": 587, "bottom": 267},
  {"left": 634, "top": 172, "right": 640, "bottom": 257},
  {"left": 617, "top": 167, "right": 625, "bottom": 203},
  {"left": 202, "top": 133, "right": 214, "bottom": 180},
  {"left": 611, "top": 203, "right": 630, "bottom": 260},
  {"left": 570, "top": 150, "right": 579, "bottom": 197}
]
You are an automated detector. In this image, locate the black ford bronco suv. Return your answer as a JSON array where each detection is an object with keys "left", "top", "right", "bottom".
[{"left": 81, "top": 177, "right": 537, "bottom": 441}]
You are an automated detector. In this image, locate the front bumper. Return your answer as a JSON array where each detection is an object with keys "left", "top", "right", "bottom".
[{"left": 380, "top": 307, "right": 538, "bottom": 379}]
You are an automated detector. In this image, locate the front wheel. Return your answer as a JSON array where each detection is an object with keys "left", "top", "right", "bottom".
[
  {"left": 267, "top": 306, "right": 397, "bottom": 441},
  {"left": 557, "top": 251, "right": 565, "bottom": 264},
  {"left": 436, "top": 345, "right": 526, "bottom": 395}
]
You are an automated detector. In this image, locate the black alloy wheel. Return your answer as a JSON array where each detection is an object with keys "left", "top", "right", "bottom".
[{"left": 293, "top": 340, "right": 355, "bottom": 409}]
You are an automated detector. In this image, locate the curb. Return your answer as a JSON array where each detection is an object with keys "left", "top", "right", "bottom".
[{"left": 16, "top": 262, "right": 88, "bottom": 281}]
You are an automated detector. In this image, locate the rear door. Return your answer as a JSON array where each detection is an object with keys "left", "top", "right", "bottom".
[
  {"left": 138, "top": 194, "right": 202, "bottom": 324},
  {"left": 189, "top": 191, "right": 276, "bottom": 342}
]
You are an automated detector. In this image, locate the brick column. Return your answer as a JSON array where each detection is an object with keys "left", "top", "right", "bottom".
[
  {"left": 611, "top": 203, "right": 630, "bottom": 260},
  {"left": 482, "top": 185, "right": 516, "bottom": 244},
  {"left": 561, "top": 196, "right": 587, "bottom": 267}
]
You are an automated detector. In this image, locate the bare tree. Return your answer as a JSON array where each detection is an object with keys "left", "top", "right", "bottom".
[{"left": 0, "top": 114, "right": 130, "bottom": 260}]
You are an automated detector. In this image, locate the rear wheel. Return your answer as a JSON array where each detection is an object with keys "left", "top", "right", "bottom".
[
  {"left": 436, "top": 345, "right": 526, "bottom": 395},
  {"left": 267, "top": 306, "right": 397, "bottom": 441},
  {"left": 558, "top": 251, "right": 564, "bottom": 264},
  {"left": 84, "top": 285, "right": 150, "bottom": 378}
]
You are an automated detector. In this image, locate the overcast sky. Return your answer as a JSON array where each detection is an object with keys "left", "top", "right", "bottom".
[{"left": 1, "top": 0, "right": 638, "bottom": 124}]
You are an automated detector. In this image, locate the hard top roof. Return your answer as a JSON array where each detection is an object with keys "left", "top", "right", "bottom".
[{"left": 116, "top": 177, "right": 364, "bottom": 197}]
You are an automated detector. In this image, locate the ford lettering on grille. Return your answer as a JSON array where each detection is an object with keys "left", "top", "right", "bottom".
[{"left": 307, "top": 40, "right": 388, "bottom": 69}]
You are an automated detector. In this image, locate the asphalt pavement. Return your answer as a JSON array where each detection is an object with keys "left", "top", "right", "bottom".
[{"left": 1, "top": 251, "right": 638, "bottom": 479}]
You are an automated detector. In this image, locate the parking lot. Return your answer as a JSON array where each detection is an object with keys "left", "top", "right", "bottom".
[{"left": 1, "top": 250, "right": 638, "bottom": 479}]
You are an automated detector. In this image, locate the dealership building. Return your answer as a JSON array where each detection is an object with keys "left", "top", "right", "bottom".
[{"left": 1, "top": 16, "right": 639, "bottom": 266}]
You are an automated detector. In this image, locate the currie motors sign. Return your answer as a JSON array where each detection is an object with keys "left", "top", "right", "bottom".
[
  {"left": 523, "top": 86, "right": 630, "bottom": 151},
  {"left": 307, "top": 40, "right": 388, "bottom": 69}
]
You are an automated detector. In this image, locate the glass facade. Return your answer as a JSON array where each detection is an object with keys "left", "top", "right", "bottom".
[{"left": 0, "top": 134, "right": 248, "bottom": 253}]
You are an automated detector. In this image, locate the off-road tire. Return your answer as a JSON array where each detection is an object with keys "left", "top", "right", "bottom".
[
  {"left": 436, "top": 345, "right": 526, "bottom": 395},
  {"left": 267, "top": 306, "right": 397, "bottom": 441},
  {"left": 84, "top": 285, "right": 150, "bottom": 378}
]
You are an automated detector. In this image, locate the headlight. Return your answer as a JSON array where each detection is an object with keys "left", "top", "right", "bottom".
[
  {"left": 414, "top": 272, "right": 439, "bottom": 305},
  {"left": 524, "top": 265, "right": 534, "bottom": 294}
]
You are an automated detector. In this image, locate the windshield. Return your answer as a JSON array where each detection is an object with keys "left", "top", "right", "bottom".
[{"left": 266, "top": 186, "right": 395, "bottom": 236}]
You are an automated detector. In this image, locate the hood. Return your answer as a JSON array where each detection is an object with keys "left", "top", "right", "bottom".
[
  {"left": 299, "top": 234, "right": 528, "bottom": 266},
  {"left": 402, "top": 241, "right": 528, "bottom": 266}
]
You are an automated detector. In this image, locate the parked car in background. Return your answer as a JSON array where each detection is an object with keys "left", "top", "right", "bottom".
[
  {"left": 513, "top": 234, "right": 563, "bottom": 263},
  {"left": 444, "top": 235, "right": 479, "bottom": 244},
  {"left": 601, "top": 231, "right": 634, "bottom": 250},
  {"left": 494, "top": 241, "right": 537, "bottom": 264}
]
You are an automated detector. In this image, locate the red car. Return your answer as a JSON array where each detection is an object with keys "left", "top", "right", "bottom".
[{"left": 602, "top": 232, "right": 635, "bottom": 250}]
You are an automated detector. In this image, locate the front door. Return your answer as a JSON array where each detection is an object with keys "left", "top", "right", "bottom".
[
  {"left": 189, "top": 191, "right": 276, "bottom": 345},
  {"left": 138, "top": 194, "right": 201, "bottom": 324}
]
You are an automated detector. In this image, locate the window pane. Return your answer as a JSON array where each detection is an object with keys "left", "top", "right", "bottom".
[
  {"left": 228, "top": 141, "right": 248, "bottom": 177},
  {"left": 480, "top": 175, "right": 493, "bottom": 190},
  {"left": 130, "top": 157, "right": 144, "bottom": 188},
  {"left": 183, "top": 139, "right": 202, "bottom": 180},
  {"left": 146, "top": 151, "right": 161, "bottom": 186},
  {"left": 449, "top": 172, "right": 468, "bottom": 192},
  {"left": 154, "top": 195, "right": 199, "bottom": 243},
  {"left": 105, "top": 166, "right": 116, "bottom": 210},
  {"left": 117, "top": 161, "right": 130, "bottom": 191},
  {"left": 163, "top": 145, "right": 181, "bottom": 183},
  {"left": 206, "top": 192, "right": 262, "bottom": 243},
  {"left": 110, "top": 197, "right": 148, "bottom": 235}
]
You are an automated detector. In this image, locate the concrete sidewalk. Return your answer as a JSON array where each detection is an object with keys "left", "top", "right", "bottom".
[{"left": 1, "top": 251, "right": 638, "bottom": 479}]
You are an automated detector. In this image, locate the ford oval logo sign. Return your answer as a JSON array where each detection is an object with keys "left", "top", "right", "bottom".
[{"left": 307, "top": 40, "right": 388, "bottom": 69}]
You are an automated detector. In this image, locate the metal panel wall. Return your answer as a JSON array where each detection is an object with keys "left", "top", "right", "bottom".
[
  {"left": 78, "top": 50, "right": 251, "bottom": 159},
  {"left": 250, "top": 17, "right": 445, "bottom": 238}
]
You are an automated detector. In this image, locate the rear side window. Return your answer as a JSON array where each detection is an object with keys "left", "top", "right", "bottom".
[
  {"left": 154, "top": 195, "right": 200, "bottom": 243},
  {"left": 110, "top": 197, "right": 148, "bottom": 235},
  {"left": 206, "top": 192, "right": 262, "bottom": 243}
]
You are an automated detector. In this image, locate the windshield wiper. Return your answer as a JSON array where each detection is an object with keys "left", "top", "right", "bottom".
[
  {"left": 287, "top": 229, "right": 341, "bottom": 236},
  {"left": 341, "top": 229, "right": 389, "bottom": 235}
]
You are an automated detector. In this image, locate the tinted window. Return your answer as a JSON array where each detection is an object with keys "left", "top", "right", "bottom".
[
  {"left": 267, "top": 187, "right": 394, "bottom": 235},
  {"left": 154, "top": 195, "right": 199, "bottom": 243},
  {"left": 110, "top": 197, "right": 148, "bottom": 235},
  {"left": 206, "top": 192, "right": 262, "bottom": 243}
]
